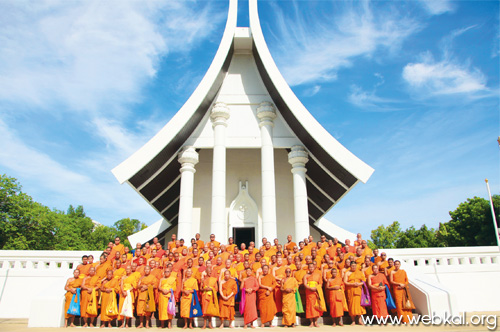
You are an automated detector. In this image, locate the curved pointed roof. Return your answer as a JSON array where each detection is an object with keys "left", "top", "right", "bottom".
[{"left": 112, "top": 0, "right": 373, "bottom": 227}]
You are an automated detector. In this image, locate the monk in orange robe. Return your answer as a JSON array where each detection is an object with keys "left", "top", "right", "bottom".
[
  {"left": 137, "top": 266, "right": 158, "bottom": 328},
  {"left": 181, "top": 268, "right": 199, "bottom": 329},
  {"left": 77, "top": 255, "right": 91, "bottom": 278},
  {"left": 258, "top": 265, "right": 277, "bottom": 327},
  {"left": 118, "top": 265, "right": 137, "bottom": 328},
  {"left": 241, "top": 268, "right": 259, "bottom": 328},
  {"left": 200, "top": 266, "right": 219, "bottom": 329},
  {"left": 285, "top": 235, "right": 296, "bottom": 252},
  {"left": 158, "top": 269, "right": 177, "bottom": 328},
  {"left": 344, "top": 261, "right": 366, "bottom": 325},
  {"left": 95, "top": 254, "right": 112, "bottom": 280},
  {"left": 219, "top": 270, "right": 238, "bottom": 328},
  {"left": 110, "top": 237, "right": 125, "bottom": 261},
  {"left": 80, "top": 267, "right": 100, "bottom": 327},
  {"left": 281, "top": 268, "right": 299, "bottom": 327},
  {"left": 64, "top": 269, "right": 82, "bottom": 327},
  {"left": 368, "top": 265, "right": 389, "bottom": 318},
  {"left": 272, "top": 257, "right": 287, "bottom": 313},
  {"left": 100, "top": 270, "right": 120, "bottom": 327},
  {"left": 377, "top": 253, "right": 389, "bottom": 274},
  {"left": 303, "top": 263, "right": 325, "bottom": 327},
  {"left": 326, "top": 268, "right": 345, "bottom": 326},
  {"left": 293, "top": 261, "right": 307, "bottom": 310},
  {"left": 390, "top": 260, "right": 413, "bottom": 323}
]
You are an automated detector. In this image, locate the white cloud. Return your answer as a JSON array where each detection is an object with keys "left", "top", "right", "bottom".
[
  {"left": 348, "top": 85, "right": 402, "bottom": 111},
  {"left": 418, "top": 0, "right": 454, "bottom": 15},
  {"left": 402, "top": 54, "right": 487, "bottom": 95},
  {"left": 302, "top": 85, "right": 321, "bottom": 97},
  {"left": 269, "top": 1, "right": 421, "bottom": 86}
]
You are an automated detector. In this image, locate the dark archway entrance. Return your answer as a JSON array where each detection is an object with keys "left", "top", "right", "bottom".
[{"left": 233, "top": 227, "right": 255, "bottom": 248}]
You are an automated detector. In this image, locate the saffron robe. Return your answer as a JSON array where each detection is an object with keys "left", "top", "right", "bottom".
[
  {"left": 242, "top": 276, "right": 259, "bottom": 325},
  {"left": 77, "top": 263, "right": 91, "bottom": 278},
  {"left": 100, "top": 278, "right": 120, "bottom": 322},
  {"left": 285, "top": 242, "right": 296, "bottom": 252},
  {"left": 273, "top": 265, "right": 286, "bottom": 313},
  {"left": 81, "top": 275, "right": 101, "bottom": 318},
  {"left": 118, "top": 274, "right": 137, "bottom": 320},
  {"left": 219, "top": 278, "right": 237, "bottom": 320},
  {"left": 158, "top": 276, "right": 177, "bottom": 320},
  {"left": 113, "top": 267, "right": 126, "bottom": 280},
  {"left": 201, "top": 276, "right": 219, "bottom": 317},
  {"left": 392, "top": 269, "right": 413, "bottom": 323},
  {"left": 327, "top": 276, "right": 346, "bottom": 318},
  {"left": 180, "top": 277, "right": 198, "bottom": 318},
  {"left": 137, "top": 275, "right": 158, "bottom": 317},
  {"left": 95, "top": 261, "right": 112, "bottom": 279},
  {"left": 305, "top": 273, "right": 324, "bottom": 319},
  {"left": 281, "top": 277, "right": 298, "bottom": 326},
  {"left": 64, "top": 278, "right": 82, "bottom": 318},
  {"left": 294, "top": 269, "right": 307, "bottom": 309},
  {"left": 370, "top": 273, "right": 389, "bottom": 318},
  {"left": 258, "top": 274, "right": 277, "bottom": 324},
  {"left": 346, "top": 270, "right": 366, "bottom": 316}
]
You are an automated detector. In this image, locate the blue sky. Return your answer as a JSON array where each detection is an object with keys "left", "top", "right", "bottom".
[{"left": 0, "top": 0, "right": 498, "bottom": 238}]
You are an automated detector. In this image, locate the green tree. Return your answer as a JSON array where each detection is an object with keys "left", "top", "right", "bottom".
[
  {"left": 368, "top": 221, "right": 402, "bottom": 249},
  {"left": 438, "top": 196, "right": 500, "bottom": 247},
  {"left": 88, "top": 225, "right": 117, "bottom": 251},
  {"left": 395, "top": 224, "right": 440, "bottom": 248},
  {"left": 114, "top": 218, "right": 147, "bottom": 247}
]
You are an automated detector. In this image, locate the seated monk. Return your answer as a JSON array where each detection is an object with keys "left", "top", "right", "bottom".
[
  {"left": 219, "top": 270, "right": 238, "bottom": 328},
  {"left": 368, "top": 265, "right": 389, "bottom": 319},
  {"left": 258, "top": 265, "right": 277, "bottom": 327},
  {"left": 64, "top": 269, "right": 82, "bottom": 327},
  {"left": 118, "top": 265, "right": 137, "bottom": 328},
  {"left": 241, "top": 268, "right": 259, "bottom": 328},
  {"left": 326, "top": 268, "right": 346, "bottom": 327},
  {"left": 137, "top": 266, "right": 158, "bottom": 328},
  {"left": 390, "top": 260, "right": 414, "bottom": 323},
  {"left": 100, "top": 270, "right": 120, "bottom": 328},
  {"left": 344, "top": 261, "right": 366, "bottom": 325},
  {"left": 281, "top": 267, "right": 299, "bottom": 327},
  {"left": 303, "top": 263, "right": 325, "bottom": 327},
  {"left": 158, "top": 269, "right": 177, "bottom": 328},
  {"left": 200, "top": 266, "right": 219, "bottom": 329}
]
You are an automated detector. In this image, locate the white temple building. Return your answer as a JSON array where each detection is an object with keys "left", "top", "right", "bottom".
[{"left": 112, "top": 0, "right": 373, "bottom": 247}]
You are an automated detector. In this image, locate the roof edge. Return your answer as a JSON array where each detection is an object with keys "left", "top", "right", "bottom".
[
  {"left": 112, "top": 0, "right": 238, "bottom": 184},
  {"left": 249, "top": 0, "right": 374, "bottom": 184}
]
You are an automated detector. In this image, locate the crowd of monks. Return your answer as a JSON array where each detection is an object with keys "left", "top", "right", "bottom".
[{"left": 64, "top": 233, "right": 414, "bottom": 328}]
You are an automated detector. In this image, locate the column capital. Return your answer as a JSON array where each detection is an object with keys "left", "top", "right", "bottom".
[
  {"left": 288, "top": 145, "right": 309, "bottom": 173},
  {"left": 210, "top": 102, "right": 230, "bottom": 127},
  {"left": 178, "top": 146, "right": 199, "bottom": 173},
  {"left": 256, "top": 101, "right": 277, "bottom": 128}
]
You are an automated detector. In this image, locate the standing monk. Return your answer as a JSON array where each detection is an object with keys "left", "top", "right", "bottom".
[
  {"left": 100, "top": 270, "right": 120, "bottom": 327},
  {"left": 281, "top": 268, "right": 298, "bottom": 328},
  {"left": 344, "top": 261, "right": 366, "bottom": 325},
  {"left": 158, "top": 269, "right": 177, "bottom": 328},
  {"left": 258, "top": 265, "right": 277, "bottom": 327},
  {"left": 118, "top": 265, "right": 137, "bottom": 328},
  {"left": 81, "top": 267, "right": 100, "bottom": 327},
  {"left": 200, "top": 266, "right": 218, "bottom": 329},
  {"left": 77, "top": 256, "right": 91, "bottom": 278},
  {"left": 326, "top": 268, "right": 345, "bottom": 326},
  {"left": 303, "top": 263, "right": 325, "bottom": 327},
  {"left": 64, "top": 269, "right": 82, "bottom": 327},
  {"left": 219, "top": 270, "right": 237, "bottom": 328},
  {"left": 241, "top": 268, "right": 259, "bottom": 328},
  {"left": 368, "top": 265, "right": 389, "bottom": 319},
  {"left": 181, "top": 268, "right": 199, "bottom": 329},
  {"left": 137, "top": 266, "right": 158, "bottom": 328},
  {"left": 390, "top": 260, "right": 413, "bottom": 323}
]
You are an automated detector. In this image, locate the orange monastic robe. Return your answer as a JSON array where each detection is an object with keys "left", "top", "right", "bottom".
[
  {"left": 81, "top": 275, "right": 101, "bottom": 318},
  {"left": 242, "top": 276, "right": 259, "bottom": 325},
  {"left": 181, "top": 277, "right": 199, "bottom": 318},
  {"left": 219, "top": 278, "right": 237, "bottom": 320},
  {"left": 370, "top": 273, "right": 389, "bottom": 318},
  {"left": 392, "top": 269, "right": 413, "bottom": 323},
  {"left": 294, "top": 269, "right": 307, "bottom": 309},
  {"left": 77, "top": 263, "right": 91, "bottom": 278},
  {"left": 285, "top": 242, "right": 296, "bottom": 252},
  {"left": 281, "top": 277, "right": 299, "bottom": 326},
  {"left": 327, "top": 275, "right": 346, "bottom": 318},
  {"left": 118, "top": 274, "right": 137, "bottom": 320},
  {"left": 158, "top": 276, "right": 177, "bottom": 320},
  {"left": 100, "top": 278, "right": 120, "bottom": 322},
  {"left": 95, "top": 261, "right": 112, "bottom": 279},
  {"left": 346, "top": 270, "right": 366, "bottom": 316},
  {"left": 114, "top": 267, "right": 126, "bottom": 280},
  {"left": 201, "top": 277, "right": 219, "bottom": 317},
  {"left": 305, "top": 272, "right": 324, "bottom": 319},
  {"left": 64, "top": 278, "right": 82, "bottom": 318},
  {"left": 258, "top": 274, "right": 277, "bottom": 324},
  {"left": 137, "top": 275, "right": 158, "bottom": 317},
  {"left": 274, "top": 265, "right": 287, "bottom": 313}
]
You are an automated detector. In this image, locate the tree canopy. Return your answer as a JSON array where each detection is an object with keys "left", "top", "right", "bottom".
[{"left": 0, "top": 174, "right": 147, "bottom": 251}]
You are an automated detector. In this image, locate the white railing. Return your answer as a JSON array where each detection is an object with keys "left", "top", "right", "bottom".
[{"left": 0, "top": 250, "right": 102, "bottom": 271}]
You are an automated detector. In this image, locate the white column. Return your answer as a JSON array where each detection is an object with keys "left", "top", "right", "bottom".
[
  {"left": 177, "top": 146, "right": 199, "bottom": 242},
  {"left": 288, "top": 145, "right": 310, "bottom": 241},
  {"left": 210, "top": 102, "right": 230, "bottom": 241},
  {"left": 257, "top": 102, "right": 277, "bottom": 240}
]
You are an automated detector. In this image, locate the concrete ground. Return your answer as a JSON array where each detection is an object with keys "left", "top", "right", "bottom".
[{"left": 1, "top": 312, "right": 499, "bottom": 332}]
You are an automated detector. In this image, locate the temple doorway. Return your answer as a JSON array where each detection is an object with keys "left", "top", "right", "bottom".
[{"left": 233, "top": 227, "right": 255, "bottom": 248}]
